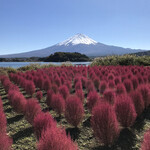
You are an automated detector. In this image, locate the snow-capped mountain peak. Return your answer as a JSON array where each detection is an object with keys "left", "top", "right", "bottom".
[{"left": 57, "top": 33, "right": 98, "bottom": 46}]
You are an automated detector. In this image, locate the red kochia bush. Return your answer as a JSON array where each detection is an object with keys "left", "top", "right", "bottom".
[
  {"left": 0, "top": 111, "right": 7, "bottom": 133},
  {"left": 36, "top": 91, "right": 43, "bottom": 100},
  {"left": 59, "top": 85, "right": 69, "bottom": 100},
  {"left": 51, "top": 94, "right": 65, "bottom": 116},
  {"left": 25, "top": 99, "right": 42, "bottom": 125},
  {"left": 103, "top": 89, "right": 116, "bottom": 104},
  {"left": 123, "top": 79, "right": 133, "bottom": 93},
  {"left": 91, "top": 103, "right": 120, "bottom": 146},
  {"left": 0, "top": 97, "right": 3, "bottom": 112},
  {"left": 37, "top": 127, "right": 78, "bottom": 150},
  {"left": 43, "top": 79, "right": 51, "bottom": 91},
  {"left": 65, "top": 95, "right": 84, "bottom": 127},
  {"left": 114, "top": 95, "right": 137, "bottom": 127},
  {"left": 93, "top": 77, "right": 100, "bottom": 90},
  {"left": 25, "top": 81, "right": 35, "bottom": 96},
  {"left": 131, "top": 77, "right": 139, "bottom": 90},
  {"left": 130, "top": 90, "right": 144, "bottom": 115},
  {"left": 99, "top": 81, "right": 107, "bottom": 94},
  {"left": 87, "top": 91, "right": 100, "bottom": 111},
  {"left": 86, "top": 80, "right": 95, "bottom": 93},
  {"left": 46, "top": 89, "right": 54, "bottom": 107},
  {"left": 141, "top": 130, "right": 150, "bottom": 150},
  {"left": 116, "top": 84, "right": 126, "bottom": 95},
  {"left": 75, "top": 81, "right": 82, "bottom": 91},
  {"left": 75, "top": 89, "right": 84, "bottom": 103},
  {"left": 0, "top": 133, "right": 13, "bottom": 150},
  {"left": 34, "top": 112, "right": 56, "bottom": 139},
  {"left": 11, "top": 92, "right": 26, "bottom": 114},
  {"left": 137, "top": 85, "right": 150, "bottom": 108}
]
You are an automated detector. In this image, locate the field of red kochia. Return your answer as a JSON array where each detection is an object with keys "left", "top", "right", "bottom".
[{"left": 1, "top": 65, "right": 150, "bottom": 149}]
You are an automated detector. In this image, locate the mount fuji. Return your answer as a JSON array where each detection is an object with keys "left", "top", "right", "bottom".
[{"left": 0, "top": 34, "right": 145, "bottom": 58}]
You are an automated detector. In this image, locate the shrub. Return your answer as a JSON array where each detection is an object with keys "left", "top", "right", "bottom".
[
  {"left": 0, "top": 97, "right": 3, "bottom": 112},
  {"left": 108, "top": 80, "right": 115, "bottom": 89},
  {"left": 93, "top": 77, "right": 100, "bottom": 90},
  {"left": 43, "top": 79, "right": 51, "bottom": 91},
  {"left": 0, "top": 133, "right": 13, "bottom": 150},
  {"left": 25, "top": 99, "right": 42, "bottom": 125},
  {"left": 87, "top": 91, "right": 100, "bottom": 111},
  {"left": 25, "top": 81, "right": 35, "bottom": 96},
  {"left": 65, "top": 95, "right": 84, "bottom": 127},
  {"left": 116, "top": 83, "right": 126, "bottom": 95},
  {"left": 11, "top": 92, "right": 26, "bottom": 114},
  {"left": 123, "top": 79, "right": 133, "bottom": 93},
  {"left": 55, "top": 77, "right": 61, "bottom": 87},
  {"left": 103, "top": 89, "right": 116, "bottom": 104},
  {"left": 114, "top": 95, "right": 137, "bottom": 127},
  {"left": 91, "top": 103, "right": 120, "bottom": 146},
  {"left": 36, "top": 91, "right": 43, "bottom": 100},
  {"left": 0, "top": 111, "right": 7, "bottom": 133},
  {"left": 137, "top": 85, "right": 150, "bottom": 108},
  {"left": 34, "top": 112, "right": 56, "bottom": 139},
  {"left": 130, "top": 90, "right": 144, "bottom": 115},
  {"left": 75, "top": 89, "right": 84, "bottom": 103},
  {"left": 51, "top": 94, "right": 65, "bottom": 116},
  {"left": 59, "top": 85, "right": 69, "bottom": 100},
  {"left": 75, "top": 81, "right": 82, "bottom": 91},
  {"left": 37, "top": 77, "right": 44, "bottom": 89},
  {"left": 99, "top": 81, "right": 107, "bottom": 94},
  {"left": 51, "top": 84, "right": 58, "bottom": 94},
  {"left": 114, "top": 77, "right": 121, "bottom": 85},
  {"left": 141, "top": 130, "right": 150, "bottom": 150},
  {"left": 131, "top": 77, "right": 139, "bottom": 90},
  {"left": 37, "top": 127, "right": 78, "bottom": 150},
  {"left": 46, "top": 89, "right": 54, "bottom": 107},
  {"left": 86, "top": 80, "right": 95, "bottom": 93}
]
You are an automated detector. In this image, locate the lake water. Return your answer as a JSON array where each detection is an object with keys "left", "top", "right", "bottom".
[{"left": 0, "top": 62, "right": 91, "bottom": 68}]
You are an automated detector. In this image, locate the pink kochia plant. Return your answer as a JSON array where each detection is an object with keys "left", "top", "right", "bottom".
[
  {"left": 99, "top": 81, "right": 107, "bottom": 94},
  {"left": 87, "top": 91, "right": 100, "bottom": 111},
  {"left": 51, "top": 94, "right": 65, "bottom": 116},
  {"left": 25, "top": 99, "right": 42, "bottom": 125},
  {"left": 36, "top": 91, "right": 43, "bottom": 100},
  {"left": 34, "top": 112, "right": 56, "bottom": 139},
  {"left": 37, "top": 127, "right": 78, "bottom": 150},
  {"left": 25, "top": 81, "right": 35, "bottom": 96},
  {"left": 11, "top": 92, "right": 27, "bottom": 114},
  {"left": 116, "top": 84, "right": 126, "bottom": 95},
  {"left": 123, "top": 79, "right": 133, "bottom": 93},
  {"left": 114, "top": 95, "right": 137, "bottom": 128},
  {"left": 46, "top": 89, "right": 54, "bottom": 107},
  {"left": 0, "top": 110, "right": 7, "bottom": 133},
  {"left": 65, "top": 95, "right": 84, "bottom": 127},
  {"left": 141, "top": 130, "right": 150, "bottom": 150},
  {"left": 137, "top": 85, "right": 150, "bottom": 108},
  {"left": 91, "top": 103, "right": 120, "bottom": 146},
  {"left": 93, "top": 77, "right": 100, "bottom": 90},
  {"left": 130, "top": 90, "right": 144, "bottom": 116},
  {"left": 59, "top": 85, "right": 69, "bottom": 100},
  {"left": 103, "top": 89, "right": 116, "bottom": 104},
  {"left": 0, "top": 133, "right": 13, "bottom": 150},
  {"left": 75, "top": 89, "right": 84, "bottom": 103}
]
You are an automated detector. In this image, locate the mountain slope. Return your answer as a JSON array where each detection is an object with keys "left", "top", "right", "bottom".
[
  {"left": 133, "top": 50, "right": 150, "bottom": 56},
  {"left": 0, "top": 34, "right": 146, "bottom": 58}
]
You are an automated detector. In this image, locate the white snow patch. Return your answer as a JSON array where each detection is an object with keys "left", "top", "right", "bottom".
[{"left": 57, "top": 34, "right": 98, "bottom": 46}]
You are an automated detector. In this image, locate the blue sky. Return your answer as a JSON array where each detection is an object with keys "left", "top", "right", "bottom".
[{"left": 0, "top": 0, "right": 150, "bottom": 54}]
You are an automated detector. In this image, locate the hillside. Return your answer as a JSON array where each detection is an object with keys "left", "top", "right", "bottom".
[{"left": 42, "top": 52, "right": 91, "bottom": 62}]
